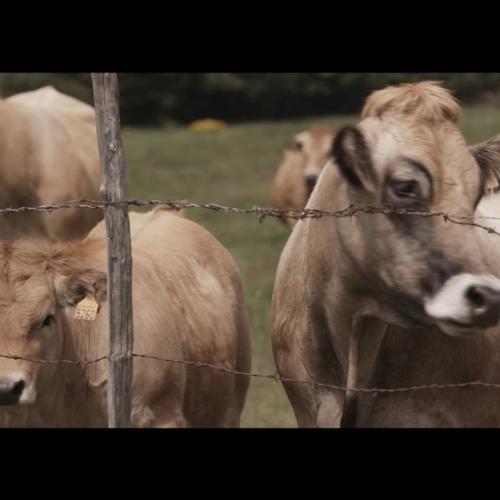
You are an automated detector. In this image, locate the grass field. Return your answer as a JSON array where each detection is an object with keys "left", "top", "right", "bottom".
[{"left": 122, "top": 104, "right": 500, "bottom": 427}]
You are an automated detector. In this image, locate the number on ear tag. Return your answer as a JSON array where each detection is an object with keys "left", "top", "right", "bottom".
[{"left": 74, "top": 295, "right": 99, "bottom": 321}]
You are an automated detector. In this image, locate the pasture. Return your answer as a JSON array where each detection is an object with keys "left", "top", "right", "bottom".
[{"left": 122, "top": 104, "right": 500, "bottom": 427}]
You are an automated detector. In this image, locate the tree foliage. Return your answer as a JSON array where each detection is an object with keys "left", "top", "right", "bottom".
[{"left": 1, "top": 73, "right": 499, "bottom": 126}]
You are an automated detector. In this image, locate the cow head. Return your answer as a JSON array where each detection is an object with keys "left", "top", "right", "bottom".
[
  {"left": 286, "top": 126, "right": 334, "bottom": 197},
  {"left": 330, "top": 81, "right": 500, "bottom": 336},
  {"left": 0, "top": 241, "right": 106, "bottom": 408}
]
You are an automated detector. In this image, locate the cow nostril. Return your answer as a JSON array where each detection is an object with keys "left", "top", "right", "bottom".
[
  {"left": 0, "top": 378, "right": 26, "bottom": 405},
  {"left": 10, "top": 380, "right": 25, "bottom": 398},
  {"left": 466, "top": 286, "right": 486, "bottom": 309},
  {"left": 465, "top": 285, "right": 500, "bottom": 328},
  {"left": 304, "top": 174, "right": 318, "bottom": 190}
]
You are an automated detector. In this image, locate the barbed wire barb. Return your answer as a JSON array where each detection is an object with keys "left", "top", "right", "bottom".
[
  {"left": 1, "top": 198, "right": 500, "bottom": 398},
  {"left": 1, "top": 199, "right": 500, "bottom": 238},
  {"left": 1, "top": 352, "right": 500, "bottom": 395}
]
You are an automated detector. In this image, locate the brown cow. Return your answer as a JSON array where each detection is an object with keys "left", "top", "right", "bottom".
[
  {"left": 270, "top": 126, "right": 334, "bottom": 228},
  {"left": 272, "top": 81, "right": 500, "bottom": 427},
  {"left": 0, "top": 206, "right": 251, "bottom": 427},
  {"left": 0, "top": 86, "right": 102, "bottom": 240}
]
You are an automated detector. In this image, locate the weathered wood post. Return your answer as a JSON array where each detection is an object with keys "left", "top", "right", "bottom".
[{"left": 91, "top": 73, "right": 134, "bottom": 428}]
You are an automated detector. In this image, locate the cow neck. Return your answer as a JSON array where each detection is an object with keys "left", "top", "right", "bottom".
[{"left": 57, "top": 312, "right": 108, "bottom": 426}]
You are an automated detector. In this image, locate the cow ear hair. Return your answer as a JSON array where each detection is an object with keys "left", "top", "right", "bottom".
[
  {"left": 286, "top": 130, "right": 311, "bottom": 153},
  {"left": 55, "top": 269, "right": 107, "bottom": 307},
  {"left": 470, "top": 134, "right": 500, "bottom": 193},
  {"left": 331, "top": 126, "right": 376, "bottom": 191}
]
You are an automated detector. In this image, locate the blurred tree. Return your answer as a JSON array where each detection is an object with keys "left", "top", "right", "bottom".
[
  {"left": 0, "top": 73, "right": 93, "bottom": 103},
  {"left": 1, "top": 73, "right": 499, "bottom": 126}
]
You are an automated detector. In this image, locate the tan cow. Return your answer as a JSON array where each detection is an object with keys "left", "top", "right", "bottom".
[
  {"left": 0, "top": 206, "right": 251, "bottom": 427},
  {"left": 270, "top": 126, "right": 334, "bottom": 228},
  {"left": 0, "top": 86, "right": 102, "bottom": 240},
  {"left": 272, "top": 81, "right": 500, "bottom": 427}
]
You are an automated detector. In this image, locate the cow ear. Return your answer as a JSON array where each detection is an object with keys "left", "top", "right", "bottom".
[
  {"left": 470, "top": 134, "right": 500, "bottom": 193},
  {"left": 331, "top": 126, "right": 376, "bottom": 191},
  {"left": 55, "top": 269, "right": 107, "bottom": 308},
  {"left": 285, "top": 136, "right": 303, "bottom": 152}
]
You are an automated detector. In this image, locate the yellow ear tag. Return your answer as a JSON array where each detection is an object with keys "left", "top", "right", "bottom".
[{"left": 74, "top": 295, "right": 99, "bottom": 321}]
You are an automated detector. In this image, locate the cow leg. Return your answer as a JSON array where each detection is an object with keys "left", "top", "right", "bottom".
[
  {"left": 273, "top": 291, "right": 351, "bottom": 428},
  {"left": 222, "top": 307, "right": 252, "bottom": 428},
  {"left": 287, "top": 318, "right": 386, "bottom": 428},
  {"left": 223, "top": 406, "right": 243, "bottom": 428},
  {"left": 132, "top": 403, "right": 187, "bottom": 428},
  {"left": 279, "top": 379, "right": 319, "bottom": 427},
  {"left": 340, "top": 318, "right": 388, "bottom": 427},
  {"left": 316, "top": 391, "right": 343, "bottom": 427},
  {"left": 155, "top": 415, "right": 187, "bottom": 428},
  {"left": 129, "top": 355, "right": 189, "bottom": 428},
  {"left": 275, "top": 335, "right": 346, "bottom": 427},
  {"left": 281, "top": 381, "right": 344, "bottom": 428},
  {"left": 222, "top": 374, "right": 251, "bottom": 427}
]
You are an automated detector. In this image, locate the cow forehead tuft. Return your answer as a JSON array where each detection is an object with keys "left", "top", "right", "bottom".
[
  {"left": 362, "top": 81, "right": 461, "bottom": 125},
  {"left": 0, "top": 241, "right": 63, "bottom": 292},
  {"left": 309, "top": 126, "right": 334, "bottom": 138}
]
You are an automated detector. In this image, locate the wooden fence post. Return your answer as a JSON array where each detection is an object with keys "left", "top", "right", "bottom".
[{"left": 91, "top": 73, "right": 134, "bottom": 428}]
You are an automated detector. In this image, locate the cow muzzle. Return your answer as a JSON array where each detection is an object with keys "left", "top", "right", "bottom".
[
  {"left": 0, "top": 377, "right": 26, "bottom": 406},
  {"left": 424, "top": 273, "right": 500, "bottom": 336},
  {"left": 304, "top": 173, "right": 319, "bottom": 197}
]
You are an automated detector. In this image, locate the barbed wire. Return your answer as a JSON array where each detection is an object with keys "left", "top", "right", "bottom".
[
  {"left": 2, "top": 198, "right": 500, "bottom": 238},
  {"left": 2, "top": 199, "right": 500, "bottom": 398},
  {"left": 1, "top": 352, "right": 499, "bottom": 395}
]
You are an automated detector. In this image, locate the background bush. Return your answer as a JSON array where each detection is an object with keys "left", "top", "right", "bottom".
[{"left": 1, "top": 73, "right": 499, "bottom": 126}]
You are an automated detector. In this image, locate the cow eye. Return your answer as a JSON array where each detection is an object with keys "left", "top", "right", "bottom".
[
  {"left": 390, "top": 180, "right": 421, "bottom": 199},
  {"left": 41, "top": 314, "right": 55, "bottom": 328}
]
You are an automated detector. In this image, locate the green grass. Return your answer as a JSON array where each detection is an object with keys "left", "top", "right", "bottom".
[{"left": 122, "top": 105, "right": 500, "bottom": 427}]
